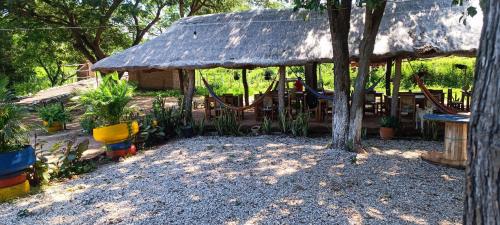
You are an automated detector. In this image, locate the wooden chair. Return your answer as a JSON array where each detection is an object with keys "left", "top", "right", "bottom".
[
  {"left": 262, "top": 95, "right": 276, "bottom": 120},
  {"left": 399, "top": 94, "right": 416, "bottom": 130},
  {"left": 364, "top": 92, "right": 377, "bottom": 116}
]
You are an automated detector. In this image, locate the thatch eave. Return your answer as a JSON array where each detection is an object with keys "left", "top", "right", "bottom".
[{"left": 93, "top": 0, "right": 482, "bottom": 72}]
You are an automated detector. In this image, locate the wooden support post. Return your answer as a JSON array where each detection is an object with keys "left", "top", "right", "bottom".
[
  {"left": 390, "top": 58, "right": 402, "bottom": 117},
  {"left": 278, "top": 66, "right": 286, "bottom": 115},
  {"left": 385, "top": 58, "right": 392, "bottom": 96},
  {"left": 178, "top": 69, "right": 185, "bottom": 95},
  {"left": 184, "top": 69, "right": 196, "bottom": 122},
  {"left": 242, "top": 69, "right": 249, "bottom": 106},
  {"left": 305, "top": 63, "right": 318, "bottom": 89}
]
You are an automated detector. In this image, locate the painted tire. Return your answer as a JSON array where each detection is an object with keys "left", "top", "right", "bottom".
[
  {"left": 106, "top": 145, "right": 137, "bottom": 158},
  {"left": 0, "top": 146, "right": 36, "bottom": 177},
  {"left": 0, "top": 180, "right": 30, "bottom": 202},
  {"left": 107, "top": 141, "right": 132, "bottom": 151},
  {"left": 0, "top": 173, "right": 26, "bottom": 189},
  {"left": 43, "top": 121, "right": 63, "bottom": 132},
  {"left": 93, "top": 121, "right": 139, "bottom": 144}
]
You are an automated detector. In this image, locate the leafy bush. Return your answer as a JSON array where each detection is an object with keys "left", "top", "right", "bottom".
[
  {"left": 78, "top": 74, "right": 135, "bottom": 126},
  {"left": 380, "top": 116, "right": 398, "bottom": 128},
  {"left": 0, "top": 78, "right": 30, "bottom": 153},
  {"left": 80, "top": 114, "right": 97, "bottom": 135},
  {"left": 261, "top": 116, "right": 272, "bottom": 134},
  {"left": 215, "top": 110, "right": 241, "bottom": 136},
  {"left": 278, "top": 111, "right": 290, "bottom": 134},
  {"left": 38, "top": 103, "right": 71, "bottom": 126},
  {"left": 290, "top": 112, "right": 309, "bottom": 137},
  {"left": 194, "top": 118, "right": 205, "bottom": 136},
  {"left": 49, "top": 139, "right": 94, "bottom": 179}
]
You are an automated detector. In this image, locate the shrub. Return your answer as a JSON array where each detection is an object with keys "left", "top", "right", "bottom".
[
  {"left": 80, "top": 115, "right": 97, "bottom": 135},
  {"left": 380, "top": 116, "right": 398, "bottom": 128},
  {"left": 0, "top": 78, "right": 30, "bottom": 153},
  {"left": 38, "top": 103, "right": 71, "bottom": 126},
  {"left": 261, "top": 116, "right": 272, "bottom": 134},
  {"left": 78, "top": 74, "right": 135, "bottom": 126},
  {"left": 290, "top": 112, "right": 309, "bottom": 137},
  {"left": 49, "top": 139, "right": 94, "bottom": 179},
  {"left": 215, "top": 110, "right": 240, "bottom": 136}
]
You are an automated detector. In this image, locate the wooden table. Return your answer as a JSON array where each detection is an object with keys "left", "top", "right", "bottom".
[{"left": 420, "top": 114, "right": 470, "bottom": 168}]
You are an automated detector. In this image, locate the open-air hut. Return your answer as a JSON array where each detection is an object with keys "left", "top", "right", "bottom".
[{"left": 92, "top": 0, "right": 482, "bottom": 117}]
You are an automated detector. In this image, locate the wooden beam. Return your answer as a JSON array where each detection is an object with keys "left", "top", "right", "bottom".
[
  {"left": 385, "top": 58, "right": 392, "bottom": 96},
  {"left": 278, "top": 66, "right": 286, "bottom": 115},
  {"left": 390, "top": 58, "right": 402, "bottom": 117},
  {"left": 242, "top": 69, "right": 249, "bottom": 106}
]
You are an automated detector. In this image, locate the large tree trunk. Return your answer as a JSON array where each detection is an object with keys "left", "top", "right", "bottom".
[
  {"left": 349, "top": 2, "right": 387, "bottom": 152},
  {"left": 327, "top": 0, "right": 352, "bottom": 151},
  {"left": 278, "top": 66, "right": 286, "bottom": 115},
  {"left": 183, "top": 69, "right": 196, "bottom": 123},
  {"left": 464, "top": 1, "right": 500, "bottom": 223},
  {"left": 390, "top": 58, "right": 402, "bottom": 117},
  {"left": 242, "top": 69, "right": 249, "bottom": 106}
]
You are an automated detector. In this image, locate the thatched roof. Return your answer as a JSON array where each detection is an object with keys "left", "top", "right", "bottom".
[{"left": 93, "top": 0, "right": 482, "bottom": 71}]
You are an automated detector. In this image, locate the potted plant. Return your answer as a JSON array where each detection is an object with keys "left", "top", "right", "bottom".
[
  {"left": 38, "top": 103, "right": 71, "bottom": 132},
  {"left": 0, "top": 78, "right": 34, "bottom": 201},
  {"left": 79, "top": 74, "right": 138, "bottom": 158},
  {"left": 379, "top": 116, "right": 398, "bottom": 140}
]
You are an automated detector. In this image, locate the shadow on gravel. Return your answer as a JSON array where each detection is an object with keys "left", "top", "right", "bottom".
[{"left": 0, "top": 137, "right": 464, "bottom": 225}]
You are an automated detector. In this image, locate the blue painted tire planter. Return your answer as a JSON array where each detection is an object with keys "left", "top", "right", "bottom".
[
  {"left": 0, "top": 146, "right": 35, "bottom": 177},
  {"left": 107, "top": 141, "right": 132, "bottom": 151}
]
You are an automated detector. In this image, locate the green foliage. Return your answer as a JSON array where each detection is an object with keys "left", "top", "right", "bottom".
[
  {"left": 290, "top": 112, "right": 309, "bottom": 137},
  {"left": 79, "top": 74, "right": 135, "bottom": 126},
  {"left": 139, "top": 95, "right": 186, "bottom": 146},
  {"left": 38, "top": 103, "right": 71, "bottom": 126},
  {"left": 215, "top": 110, "right": 241, "bottom": 136},
  {"left": 194, "top": 118, "right": 206, "bottom": 136},
  {"left": 80, "top": 115, "right": 97, "bottom": 135},
  {"left": 380, "top": 116, "right": 398, "bottom": 128},
  {"left": 261, "top": 116, "right": 272, "bottom": 134},
  {"left": 0, "top": 77, "right": 29, "bottom": 152},
  {"left": 278, "top": 111, "right": 290, "bottom": 134},
  {"left": 49, "top": 139, "right": 94, "bottom": 179}
]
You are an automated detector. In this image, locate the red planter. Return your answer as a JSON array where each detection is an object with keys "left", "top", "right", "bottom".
[
  {"left": 106, "top": 145, "right": 137, "bottom": 159},
  {"left": 379, "top": 127, "right": 395, "bottom": 140},
  {"left": 0, "top": 173, "right": 27, "bottom": 189}
]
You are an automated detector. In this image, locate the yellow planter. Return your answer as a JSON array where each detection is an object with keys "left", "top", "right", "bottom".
[
  {"left": 43, "top": 121, "right": 63, "bottom": 133},
  {"left": 0, "top": 180, "right": 30, "bottom": 202},
  {"left": 93, "top": 121, "right": 139, "bottom": 144}
]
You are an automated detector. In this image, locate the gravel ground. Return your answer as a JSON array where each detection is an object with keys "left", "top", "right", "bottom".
[{"left": 0, "top": 136, "right": 464, "bottom": 225}]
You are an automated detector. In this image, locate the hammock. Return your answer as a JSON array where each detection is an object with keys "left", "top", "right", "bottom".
[
  {"left": 201, "top": 75, "right": 277, "bottom": 111},
  {"left": 414, "top": 75, "right": 458, "bottom": 114},
  {"left": 298, "top": 80, "right": 334, "bottom": 101}
]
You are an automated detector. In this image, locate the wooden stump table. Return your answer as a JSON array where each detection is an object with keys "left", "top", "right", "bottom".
[{"left": 420, "top": 114, "right": 470, "bottom": 168}]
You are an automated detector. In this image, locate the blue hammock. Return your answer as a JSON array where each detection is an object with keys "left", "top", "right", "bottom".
[{"left": 298, "top": 80, "right": 334, "bottom": 101}]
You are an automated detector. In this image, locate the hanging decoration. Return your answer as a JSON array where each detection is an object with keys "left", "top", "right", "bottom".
[
  {"left": 233, "top": 71, "right": 240, "bottom": 80},
  {"left": 264, "top": 70, "right": 273, "bottom": 81}
]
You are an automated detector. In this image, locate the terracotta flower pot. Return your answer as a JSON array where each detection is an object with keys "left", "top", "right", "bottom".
[
  {"left": 379, "top": 127, "right": 395, "bottom": 140},
  {"left": 93, "top": 121, "right": 139, "bottom": 144},
  {"left": 0, "top": 146, "right": 35, "bottom": 177},
  {"left": 43, "top": 121, "right": 63, "bottom": 133}
]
